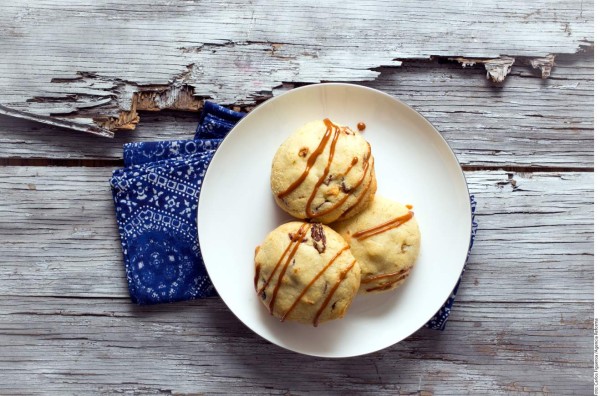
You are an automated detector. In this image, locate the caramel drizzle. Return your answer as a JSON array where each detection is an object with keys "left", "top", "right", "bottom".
[
  {"left": 339, "top": 166, "right": 374, "bottom": 218},
  {"left": 268, "top": 224, "right": 311, "bottom": 313},
  {"left": 277, "top": 120, "right": 336, "bottom": 199},
  {"left": 254, "top": 263, "right": 261, "bottom": 289},
  {"left": 256, "top": 223, "right": 309, "bottom": 296},
  {"left": 343, "top": 157, "right": 359, "bottom": 176},
  {"left": 362, "top": 267, "right": 412, "bottom": 284},
  {"left": 365, "top": 273, "right": 410, "bottom": 293},
  {"left": 253, "top": 246, "right": 261, "bottom": 289},
  {"left": 269, "top": 227, "right": 308, "bottom": 314},
  {"left": 310, "top": 146, "right": 371, "bottom": 218},
  {"left": 305, "top": 119, "right": 342, "bottom": 217},
  {"left": 313, "top": 259, "right": 356, "bottom": 327},
  {"left": 280, "top": 246, "right": 350, "bottom": 322},
  {"left": 352, "top": 211, "right": 414, "bottom": 241},
  {"left": 277, "top": 119, "right": 372, "bottom": 219}
]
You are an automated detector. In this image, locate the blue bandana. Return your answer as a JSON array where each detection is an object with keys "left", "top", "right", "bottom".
[
  {"left": 110, "top": 101, "right": 477, "bottom": 330},
  {"left": 110, "top": 103, "right": 244, "bottom": 304}
]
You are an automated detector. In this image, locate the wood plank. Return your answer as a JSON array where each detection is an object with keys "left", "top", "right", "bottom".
[
  {"left": 365, "top": 56, "right": 593, "bottom": 168},
  {"left": 0, "top": 55, "right": 593, "bottom": 168},
  {"left": 0, "top": 0, "right": 593, "bottom": 135},
  {"left": 0, "top": 297, "right": 592, "bottom": 394},
  {"left": 0, "top": 111, "right": 200, "bottom": 161},
  {"left": 0, "top": 167, "right": 592, "bottom": 303}
]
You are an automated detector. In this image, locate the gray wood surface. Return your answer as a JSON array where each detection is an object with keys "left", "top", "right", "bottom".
[
  {"left": 0, "top": 1, "right": 594, "bottom": 394},
  {"left": 0, "top": 298, "right": 592, "bottom": 395},
  {"left": 0, "top": 167, "right": 593, "bottom": 393},
  {"left": 0, "top": 56, "right": 593, "bottom": 168},
  {"left": 0, "top": 168, "right": 592, "bottom": 302},
  {"left": 0, "top": 0, "right": 594, "bottom": 136}
]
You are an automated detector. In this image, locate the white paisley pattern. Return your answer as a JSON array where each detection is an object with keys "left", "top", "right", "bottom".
[
  {"left": 110, "top": 152, "right": 217, "bottom": 304},
  {"left": 123, "top": 139, "right": 222, "bottom": 167},
  {"left": 110, "top": 102, "right": 244, "bottom": 305}
]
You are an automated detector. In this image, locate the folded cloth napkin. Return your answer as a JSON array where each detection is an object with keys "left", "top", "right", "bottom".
[
  {"left": 110, "top": 101, "right": 477, "bottom": 330},
  {"left": 194, "top": 101, "right": 246, "bottom": 139},
  {"left": 123, "top": 139, "right": 222, "bottom": 167},
  {"left": 110, "top": 104, "right": 245, "bottom": 304},
  {"left": 111, "top": 152, "right": 217, "bottom": 304}
]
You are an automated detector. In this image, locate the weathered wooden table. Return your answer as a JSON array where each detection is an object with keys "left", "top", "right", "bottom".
[{"left": 0, "top": 2, "right": 593, "bottom": 394}]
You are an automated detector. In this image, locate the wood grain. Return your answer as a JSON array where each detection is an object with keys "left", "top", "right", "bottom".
[
  {"left": 0, "top": 0, "right": 593, "bottom": 135},
  {"left": 0, "top": 297, "right": 592, "bottom": 394},
  {"left": 0, "top": 152, "right": 593, "bottom": 393},
  {"left": 0, "top": 168, "right": 592, "bottom": 303},
  {"left": 0, "top": 2, "right": 594, "bottom": 391},
  {"left": 0, "top": 55, "right": 593, "bottom": 168}
]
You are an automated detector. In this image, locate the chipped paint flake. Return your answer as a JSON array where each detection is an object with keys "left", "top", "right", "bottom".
[{"left": 530, "top": 55, "right": 556, "bottom": 78}]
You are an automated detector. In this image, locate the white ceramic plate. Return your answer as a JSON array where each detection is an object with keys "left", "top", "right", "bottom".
[{"left": 198, "top": 83, "right": 471, "bottom": 358}]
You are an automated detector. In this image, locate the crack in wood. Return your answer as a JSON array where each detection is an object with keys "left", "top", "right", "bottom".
[
  {"left": 179, "top": 40, "right": 292, "bottom": 53},
  {"left": 95, "top": 84, "right": 204, "bottom": 131},
  {"left": 5, "top": 48, "right": 594, "bottom": 137},
  {"left": 67, "top": 54, "right": 561, "bottom": 134},
  {"left": 0, "top": 103, "right": 113, "bottom": 137},
  {"left": 450, "top": 56, "right": 516, "bottom": 83},
  {"left": 0, "top": 157, "right": 593, "bottom": 172},
  {"left": 0, "top": 0, "right": 593, "bottom": 143},
  {"left": 448, "top": 43, "right": 592, "bottom": 82},
  {"left": 38, "top": 65, "right": 204, "bottom": 132}
]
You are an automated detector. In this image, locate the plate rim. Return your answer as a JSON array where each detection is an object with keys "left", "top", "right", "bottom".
[{"left": 198, "top": 82, "right": 472, "bottom": 357}]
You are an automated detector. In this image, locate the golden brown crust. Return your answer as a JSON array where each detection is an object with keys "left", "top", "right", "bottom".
[
  {"left": 254, "top": 222, "right": 361, "bottom": 325},
  {"left": 332, "top": 196, "right": 421, "bottom": 294},
  {"left": 271, "top": 119, "right": 376, "bottom": 224}
]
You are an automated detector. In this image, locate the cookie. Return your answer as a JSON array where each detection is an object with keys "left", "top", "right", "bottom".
[
  {"left": 254, "top": 221, "right": 361, "bottom": 326},
  {"left": 332, "top": 196, "right": 421, "bottom": 294},
  {"left": 271, "top": 119, "right": 377, "bottom": 224}
]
